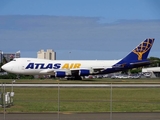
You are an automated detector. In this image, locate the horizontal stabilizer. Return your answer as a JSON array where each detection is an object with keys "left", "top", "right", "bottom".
[{"left": 130, "top": 61, "right": 151, "bottom": 65}]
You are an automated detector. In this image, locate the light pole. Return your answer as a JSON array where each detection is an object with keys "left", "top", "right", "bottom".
[
  {"left": 15, "top": 51, "right": 20, "bottom": 59},
  {"left": 69, "top": 51, "right": 71, "bottom": 60},
  {"left": 11, "top": 80, "right": 16, "bottom": 106},
  {"left": 3, "top": 83, "right": 6, "bottom": 120},
  {"left": 57, "top": 80, "right": 60, "bottom": 120},
  {"left": 110, "top": 83, "right": 112, "bottom": 120},
  {"left": 11, "top": 80, "right": 16, "bottom": 92}
]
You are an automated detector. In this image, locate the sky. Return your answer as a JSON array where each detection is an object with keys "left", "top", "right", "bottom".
[{"left": 0, "top": 0, "right": 160, "bottom": 60}]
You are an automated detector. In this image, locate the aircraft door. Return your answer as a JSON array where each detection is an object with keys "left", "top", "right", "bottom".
[{"left": 22, "top": 66, "right": 25, "bottom": 70}]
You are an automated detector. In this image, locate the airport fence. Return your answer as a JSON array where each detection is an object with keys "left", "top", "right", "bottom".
[{"left": 0, "top": 83, "right": 160, "bottom": 120}]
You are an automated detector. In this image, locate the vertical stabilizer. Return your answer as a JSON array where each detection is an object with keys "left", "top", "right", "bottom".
[{"left": 115, "top": 38, "right": 154, "bottom": 65}]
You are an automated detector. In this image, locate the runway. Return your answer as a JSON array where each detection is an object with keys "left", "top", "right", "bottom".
[
  {"left": 0, "top": 112, "right": 160, "bottom": 120},
  {"left": 3, "top": 83, "right": 160, "bottom": 88}
]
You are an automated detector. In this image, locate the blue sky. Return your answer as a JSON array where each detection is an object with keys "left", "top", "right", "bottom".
[{"left": 0, "top": 0, "right": 160, "bottom": 60}]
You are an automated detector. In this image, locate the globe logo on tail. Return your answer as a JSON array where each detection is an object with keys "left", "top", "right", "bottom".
[{"left": 132, "top": 38, "right": 154, "bottom": 60}]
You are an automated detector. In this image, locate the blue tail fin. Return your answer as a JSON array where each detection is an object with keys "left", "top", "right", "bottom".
[{"left": 116, "top": 38, "right": 154, "bottom": 65}]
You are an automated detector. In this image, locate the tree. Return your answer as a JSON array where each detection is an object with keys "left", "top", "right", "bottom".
[{"left": 148, "top": 57, "right": 160, "bottom": 67}]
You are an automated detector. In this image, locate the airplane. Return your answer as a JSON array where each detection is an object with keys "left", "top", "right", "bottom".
[{"left": 1, "top": 38, "right": 154, "bottom": 80}]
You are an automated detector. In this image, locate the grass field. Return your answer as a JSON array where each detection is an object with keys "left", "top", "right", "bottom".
[
  {"left": 0, "top": 78, "right": 160, "bottom": 113},
  {"left": 0, "top": 87, "right": 160, "bottom": 113}
]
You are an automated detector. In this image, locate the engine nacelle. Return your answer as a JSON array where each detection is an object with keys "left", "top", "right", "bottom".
[
  {"left": 79, "top": 69, "right": 93, "bottom": 76},
  {"left": 55, "top": 71, "right": 66, "bottom": 77},
  {"left": 55, "top": 70, "right": 71, "bottom": 77}
]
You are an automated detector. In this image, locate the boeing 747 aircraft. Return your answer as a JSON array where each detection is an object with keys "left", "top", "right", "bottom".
[{"left": 1, "top": 38, "right": 154, "bottom": 80}]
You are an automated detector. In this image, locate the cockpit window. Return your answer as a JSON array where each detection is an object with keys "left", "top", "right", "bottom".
[{"left": 12, "top": 59, "right": 16, "bottom": 61}]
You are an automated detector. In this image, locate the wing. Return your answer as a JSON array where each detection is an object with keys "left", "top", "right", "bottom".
[{"left": 39, "top": 66, "right": 107, "bottom": 77}]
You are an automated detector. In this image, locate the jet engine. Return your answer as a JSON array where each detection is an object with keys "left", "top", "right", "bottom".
[
  {"left": 55, "top": 70, "right": 71, "bottom": 77},
  {"left": 55, "top": 71, "right": 66, "bottom": 77},
  {"left": 79, "top": 69, "right": 94, "bottom": 76}
]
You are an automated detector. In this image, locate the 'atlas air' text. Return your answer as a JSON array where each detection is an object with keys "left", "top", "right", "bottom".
[{"left": 25, "top": 63, "right": 81, "bottom": 69}]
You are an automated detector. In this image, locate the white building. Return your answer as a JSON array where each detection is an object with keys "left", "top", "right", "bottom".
[
  {"left": 37, "top": 49, "right": 56, "bottom": 60},
  {"left": 142, "top": 67, "right": 160, "bottom": 78},
  {"left": 0, "top": 50, "right": 20, "bottom": 63}
]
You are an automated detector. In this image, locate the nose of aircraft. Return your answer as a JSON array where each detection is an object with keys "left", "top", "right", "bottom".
[{"left": 1, "top": 64, "right": 10, "bottom": 72}]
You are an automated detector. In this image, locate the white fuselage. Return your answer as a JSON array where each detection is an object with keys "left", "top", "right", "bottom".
[{"left": 2, "top": 58, "right": 120, "bottom": 75}]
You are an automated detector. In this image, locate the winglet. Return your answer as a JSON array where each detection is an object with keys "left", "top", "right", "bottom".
[{"left": 116, "top": 38, "right": 154, "bottom": 64}]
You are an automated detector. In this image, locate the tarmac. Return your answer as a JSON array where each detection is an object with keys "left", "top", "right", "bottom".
[
  {"left": 4, "top": 83, "right": 160, "bottom": 88},
  {"left": 0, "top": 112, "right": 160, "bottom": 120}
]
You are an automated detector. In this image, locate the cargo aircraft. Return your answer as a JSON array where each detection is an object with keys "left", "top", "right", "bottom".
[{"left": 1, "top": 38, "right": 154, "bottom": 80}]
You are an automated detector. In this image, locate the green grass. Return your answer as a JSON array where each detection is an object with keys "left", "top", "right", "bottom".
[{"left": 0, "top": 87, "right": 160, "bottom": 113}]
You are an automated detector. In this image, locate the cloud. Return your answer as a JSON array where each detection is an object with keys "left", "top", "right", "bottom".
[{"left": 0, "top": 15, "right": 160, "bottom": 59}]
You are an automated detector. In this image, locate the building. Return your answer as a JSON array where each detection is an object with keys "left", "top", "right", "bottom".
[
  {"left": 0, "top": 51, "right": 20, "bottom": 72},
  {"left": 0, "top": 50, "right": 20, "bottom": 63},
  {"left": 37, "top": 49, "right": 56, "bottom": 60},
  {"left": 142, "top": 67, "right": 160, "bottom": 78}
]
